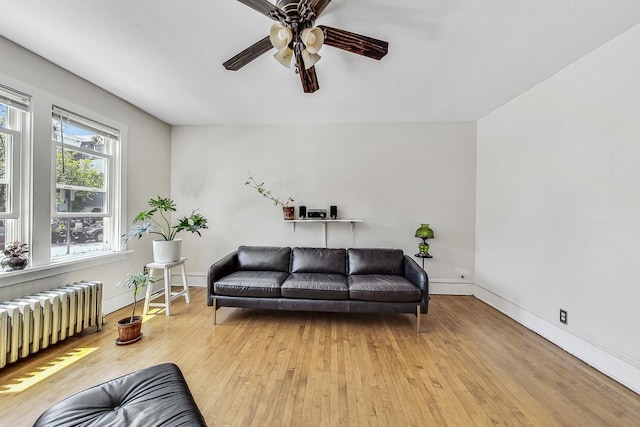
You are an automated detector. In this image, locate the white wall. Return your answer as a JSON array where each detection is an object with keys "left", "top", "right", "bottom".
[
  {"left": 476, "top": 24, "right": 640, "bottom": 392},
  {"left": 0, "top": 36, "right": 172, "bottom": 313},
  {"left": 171, "top": 122, "right": 477, "bottom": 290}
]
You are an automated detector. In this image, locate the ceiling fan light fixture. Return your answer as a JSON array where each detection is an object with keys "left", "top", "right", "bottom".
[
  {"left": 269, "top": 23, "right": 293, "bottom": 50},
  {"left": 301, "top": 48, "right": 321, "bottom": 69},
  {"left": 301, "top": 27, "right": 324, "bottom": 54},
  {"left": 273, "top": 47, "right": 294, "bottom": 68}
]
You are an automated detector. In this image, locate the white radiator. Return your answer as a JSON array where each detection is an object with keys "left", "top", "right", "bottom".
[{"left": 0, "top": 281, "right": 102, "bottom": 368}]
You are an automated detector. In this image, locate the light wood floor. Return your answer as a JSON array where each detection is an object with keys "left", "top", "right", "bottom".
[{"left": 1, "top": 288, "right": 639, "bottom": 426}]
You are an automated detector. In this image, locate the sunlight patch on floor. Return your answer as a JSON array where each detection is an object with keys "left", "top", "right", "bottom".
[{"left": 0, "top": 347, "right": 98, "bottom": 395}]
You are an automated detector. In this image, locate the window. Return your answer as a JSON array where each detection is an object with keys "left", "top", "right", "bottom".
[
  {"left": 0, "top": 85, "right": 29, "bottom": 252},
  {"left": 51, "top": 107, "right": 119, "bottom": 259}
]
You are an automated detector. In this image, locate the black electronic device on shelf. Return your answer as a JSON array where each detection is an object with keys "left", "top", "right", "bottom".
[{"left": 307, "top": 209, "right": 327, "bottom": 219}]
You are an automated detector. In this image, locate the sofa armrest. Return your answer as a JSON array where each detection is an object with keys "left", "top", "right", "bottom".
[
  {"left": 207, "top": 251, "right": 239, "bottom": 305},
  {"left": 404, "top": 255, "right": 428, "bottom": 293}
]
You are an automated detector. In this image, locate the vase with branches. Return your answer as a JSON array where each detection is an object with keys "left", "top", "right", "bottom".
[{"left": 245, "top": 174, "right": 295, "bottom": 219}]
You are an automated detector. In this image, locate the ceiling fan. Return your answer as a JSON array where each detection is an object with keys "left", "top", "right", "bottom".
[{"left": 223, "top": 0, "right": 389, "bottom": 93}]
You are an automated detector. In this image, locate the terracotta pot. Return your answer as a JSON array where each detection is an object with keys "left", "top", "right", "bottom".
[
  {"left": 116, "top": 316, "right": 143, "bottom": 344},
  {"left": 282, "top": 206, "right": 295, "bottom": 220}
]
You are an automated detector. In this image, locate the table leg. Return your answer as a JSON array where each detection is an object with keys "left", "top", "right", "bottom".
[
  {"left": 181, "top": 263, "right": 190, "bottom": 304},
  {"left": 164, "top": 266, "right": 171, "bottom": 316},
  {"left": 143, "top": 267, "right": 154, "bottom": 315}
]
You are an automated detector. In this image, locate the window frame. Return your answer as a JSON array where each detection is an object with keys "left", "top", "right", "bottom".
[
  {"left": 50, "top": 107, "right": 120, "bottom": 261},
  {"left": 0, "top": 85, "right": 29, "bottom": 247},
  {"left": 0, "top": 80, "right": 128, "bottom": 285}
]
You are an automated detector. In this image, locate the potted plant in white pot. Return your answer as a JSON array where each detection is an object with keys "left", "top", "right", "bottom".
[
  {"left": 245, "top": 174, "right": 295, "bottom": 220},
  {"left": 116, "top": 271, "right": 155, "bottom": 345},
  {"left": 122, "top": 196, "right": 209, "bottom": 263}
]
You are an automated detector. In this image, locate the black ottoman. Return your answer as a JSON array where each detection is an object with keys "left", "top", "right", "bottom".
[{"left": 34, "top": 363, "right": 206, "bottom": 427}]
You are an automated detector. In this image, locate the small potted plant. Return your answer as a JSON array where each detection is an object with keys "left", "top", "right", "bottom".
[
  {"left": 245, "top": 174, "right": 295, "bottom": 220},
  {"left": 122, "top": 196, "right": 208, "bottom": 263},
  {"left": 1, "top": 241, "right": 29, "bottom": 271},
  {"left": 116, "top": 271, "right": 155, "bottom": 345}
]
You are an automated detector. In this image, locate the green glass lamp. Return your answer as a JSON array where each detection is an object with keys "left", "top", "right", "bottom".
[{"left": 415, "top": 223, "right": 434, "bottom": 257}]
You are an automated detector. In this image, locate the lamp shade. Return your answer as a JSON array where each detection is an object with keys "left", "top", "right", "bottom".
[
  {"left": 301, "top": 27, "right": 324, "bottom": 54},
  {"left": 301, "top": 49, "right": 321, "bottom": 69},
  {"left": 269, "top": 24, "right": 293, "bottom": 51},
  {"left": 273, "top": 47, "right": 294, "bottom": 68},
  {"left": 415, "top": 224, "right": 434, "bottom": 239}
]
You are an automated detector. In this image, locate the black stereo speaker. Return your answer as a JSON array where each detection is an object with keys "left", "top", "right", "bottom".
[
  {"left": 330, "top": 205, "right": 337, "bottom": 219},
  {"left": 299, "top": 206, "right": 307, "bottom": 218}
]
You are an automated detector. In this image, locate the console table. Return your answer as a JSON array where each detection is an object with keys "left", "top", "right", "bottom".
[{"left": 288, "top": 219, "right": 363, "bottom": 248}]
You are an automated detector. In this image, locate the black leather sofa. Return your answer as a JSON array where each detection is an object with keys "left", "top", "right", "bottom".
[
  {"left": 34, "top": 363, "right": 206, "bottom": 427},
  {"left": 207, "top": 246, "right": 429, "bottom": 332}
]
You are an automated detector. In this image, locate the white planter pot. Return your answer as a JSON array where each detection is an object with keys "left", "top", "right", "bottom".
[{"left": 152, "top": 239, "right": 182, "bottom": 263}]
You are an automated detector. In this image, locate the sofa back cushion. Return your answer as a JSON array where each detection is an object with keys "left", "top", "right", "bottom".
[
  {"left": 291, "top": 247, "right": 346, "bottom": 275},
  {"left": 237, "top": 246, "right": 291, "bottom": 272},
  {"left": 347, "top": 248, "right": 405, "bottom": 275}
]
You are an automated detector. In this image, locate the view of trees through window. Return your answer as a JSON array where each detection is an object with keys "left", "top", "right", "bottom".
[
  {"left": 1, "top": 104, "right": 9, "bottom": 251},
  {"left": 52, "top": 114, "right": 113, "bottom": 258}
]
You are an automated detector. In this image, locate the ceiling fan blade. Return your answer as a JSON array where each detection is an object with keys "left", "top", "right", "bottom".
[
  {"left": 295, "top": 46, "right": 319, "bottom": 93},
  {"left": 223, "top": 36, "right": 273, "bottom": 71},
  {"left": 236, "top": 0, "right": 286, "bottom": 21},
  {"left": 318, "top": 25, "right": 388, "bottom": 60},
  {"left": 307, "top": 0, "right": 332, "bottom": 17}
]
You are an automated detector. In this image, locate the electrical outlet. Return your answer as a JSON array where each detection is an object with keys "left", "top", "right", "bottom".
[{"left": 559, "top": 309, "right": 568, "bottom": 324}]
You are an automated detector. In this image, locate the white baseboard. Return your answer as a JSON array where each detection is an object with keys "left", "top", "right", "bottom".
[
  {"left": 185, "top": 272, "right": 207, "bottom": 287},
  {"left": 429, "top": 279, "right": 474, "bottom": 295},
  {"left": 473, "top": 282, "right": 640, "bottom": 395}
]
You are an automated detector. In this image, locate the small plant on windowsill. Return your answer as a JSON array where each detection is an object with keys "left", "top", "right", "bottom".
[
  {"left": 1, "top": 241, "right": 29, "bottom": 271},
  {"left": 245, "top": 174, "right": 295, "bottom": 220}
]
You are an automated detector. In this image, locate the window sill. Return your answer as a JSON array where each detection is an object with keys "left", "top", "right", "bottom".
[{"left": 0, "top": 250, "right": 132, "bottom": 288}]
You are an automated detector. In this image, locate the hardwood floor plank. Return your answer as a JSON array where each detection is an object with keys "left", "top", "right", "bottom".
[{"left": 2, "top": 290, "right": 640, "bottom": 426}]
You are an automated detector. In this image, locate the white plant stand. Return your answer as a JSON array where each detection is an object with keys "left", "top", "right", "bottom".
[{"left": 143, "top": 257, "right": 190, "bottom": 316}]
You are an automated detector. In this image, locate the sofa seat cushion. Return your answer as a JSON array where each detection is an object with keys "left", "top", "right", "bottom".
[
  {"left": 281, "top": 273, "right": 349, "bottom": 300},
  {"left": 348, "top": 275, "right": 422, "bottom": 302},
  {"left": 214, "top": 271, "right": 288, "bottom": 298}
]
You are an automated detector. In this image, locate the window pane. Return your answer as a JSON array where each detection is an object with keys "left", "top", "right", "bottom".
[
  {"left": 0, "top": 104, "right": 7, "bottom": 129},
  {"left": 55, "top": 145, "right": 107, "bottom": 214},
  {"left": 56, "top": 189, "right": 106, "bottom": 214},
  {"left": 0, "top": 220, "right": 5, "bottom": 252},
  {"left": 0, "top": 133, "right": 5, "bottom": 179},
  {"left": 0, "top": 132, "right": 11, "bottom": 214},
  {"left": 52, "top": 117, "right": 110, "bottom": 154},
  {"left": 0, "top": 104, "right": 9, "bottom": 128},
  {"left": 51, "top": 217, "right": 107, "bottom": 258}
]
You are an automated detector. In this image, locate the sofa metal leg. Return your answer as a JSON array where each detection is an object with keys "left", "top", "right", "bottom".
[
  {"left": 416, "top": 305, "right": 421, "bottom": 334},
  {"left": 213, "top": 298, "right": 217, "bottom": 325}
]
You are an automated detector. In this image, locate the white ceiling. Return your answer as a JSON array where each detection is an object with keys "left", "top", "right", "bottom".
[{"left": 1, "top": 0, "right": 639, "bottom": 126}]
